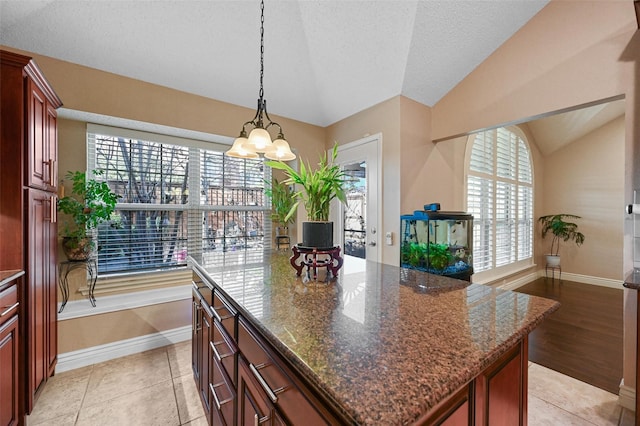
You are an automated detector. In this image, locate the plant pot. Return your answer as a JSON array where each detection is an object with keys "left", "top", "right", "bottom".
[
  {"left": 276, "top": 226, "right": 289, "bottom": 237},
  {"left": 545, "top": 254, "right": 561, "bottom": 267},
  {"left": 62, "top": 237, "right": 93, "bottom": 261},
  {"left": 302, "top": 221, "right": 333, "bottom": 249}
]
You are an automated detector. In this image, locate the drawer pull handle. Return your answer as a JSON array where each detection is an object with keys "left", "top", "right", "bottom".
[
  {"left": 249, "top": 362, "right": 279, "bottom": 403},
  {"left": 253, "top": 413, "right": 270, "bottom": 426},
  {"left": 0, "top": 302, "right": 19, "bottom": 317},
  {"left": 210, "top": 382, "right": 233, "bottom": 411},
  {"left": 210, "top": 340, "right": 233, "bottom": 361}
]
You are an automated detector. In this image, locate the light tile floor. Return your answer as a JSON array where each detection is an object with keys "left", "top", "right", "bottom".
[{"left": 27, "top": 341, "right": 635, "bottom": 425}]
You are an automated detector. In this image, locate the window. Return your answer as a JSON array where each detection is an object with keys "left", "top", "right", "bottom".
[
  {"left": 466, "top": 127, "right": 533, "bottom": 277},
  {"left": 87, "top": 124, "right": 270, "bottom": 275}
]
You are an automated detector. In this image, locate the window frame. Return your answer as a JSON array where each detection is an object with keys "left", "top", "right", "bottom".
[
  {"left": 464, "top": 125, "right": 534, "bottom": 283},
  {"left": 86, "top": 123, "right": 272, "bottom": 281}
]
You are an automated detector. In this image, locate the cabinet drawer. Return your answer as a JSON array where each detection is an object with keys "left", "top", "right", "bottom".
[
  {"left": 211, "top": 356, "right": 235, "bottom": 426},
  {"left": 238, "top": 318, "right": 328, "bottom": 425},
  {"left": 211, "top": 319, "right": 236, "bottom": 386},
  {"left": 213, "top": 290, "right": 236, "bottom": 339},
  {"left": 0, "top": 284, "right": 18, "bottom": 325}
]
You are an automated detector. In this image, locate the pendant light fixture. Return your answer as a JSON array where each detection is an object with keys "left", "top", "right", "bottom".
[{"left": 225, "top": 0, "right": 296, "bottom": 162}]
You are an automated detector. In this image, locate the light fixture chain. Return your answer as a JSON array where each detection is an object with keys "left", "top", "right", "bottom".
[{"left": 259, "top": 0, "right": 265, "bottom": 99}]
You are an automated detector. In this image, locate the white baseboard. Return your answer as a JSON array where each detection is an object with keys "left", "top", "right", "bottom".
[
  {"left": 535, "top": 270, "right": 623, "bottom": 289},
  {"left": 619, "top": 381, "right": 635, "bottom": 411},
  {"left": 495, "top": 270, "right": 624, "bottom": 291},
  {"left": 56, "top": 325, "right": 192, "bottom": 374},
  {"left": 495, "top": 272, "right": 539, "bottom": 290}
]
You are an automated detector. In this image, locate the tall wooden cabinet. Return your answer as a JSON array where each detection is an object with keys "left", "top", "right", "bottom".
[{"left": 0, "top": 50, "right": 62, "bottom": 422}]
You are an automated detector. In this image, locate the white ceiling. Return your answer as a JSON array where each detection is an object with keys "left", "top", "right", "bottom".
[{"left": 0, "top": 0, "right": 550, "bottom": 127}]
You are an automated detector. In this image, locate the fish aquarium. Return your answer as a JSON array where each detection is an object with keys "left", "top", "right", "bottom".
[{"left": 400, "top": 203, "right": 473, "bottom": 281}]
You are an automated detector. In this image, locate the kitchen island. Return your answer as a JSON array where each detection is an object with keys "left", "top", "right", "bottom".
[{"left": 190, "top": 251, "right": 558, "bottom": 425}]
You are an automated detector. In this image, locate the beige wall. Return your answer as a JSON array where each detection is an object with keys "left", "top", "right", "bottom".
[
  {"left": 58, "top": 299, "right": 191, "bottom": 353},
  {"left": 536, "top": 116, "right": 625, "bottom": 280}
]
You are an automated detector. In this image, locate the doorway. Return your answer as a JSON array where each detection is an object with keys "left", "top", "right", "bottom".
[{"left": 333, "top": 135, "right": 381, "bottom": 264}]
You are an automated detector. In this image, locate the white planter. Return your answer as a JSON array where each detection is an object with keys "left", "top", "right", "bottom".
[{"left": 546, "top": 254, "right": 561, "bottom": 267}]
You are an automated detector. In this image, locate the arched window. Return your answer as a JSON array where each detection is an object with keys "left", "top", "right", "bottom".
[{"left": 466, "top": 127, "right": 533, "bottom": 279}]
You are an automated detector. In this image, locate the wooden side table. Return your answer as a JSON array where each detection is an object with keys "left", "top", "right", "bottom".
[
  {"left": 290, "top": 245, "right": 343, "bottom": 281},
  {"left": 58, "top": 258, "right": 98, "bottom": 312}
]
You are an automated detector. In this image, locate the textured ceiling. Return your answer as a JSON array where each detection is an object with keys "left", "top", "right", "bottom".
[{"left": 0, "top": 0, "right": 549, "bottom": 127}]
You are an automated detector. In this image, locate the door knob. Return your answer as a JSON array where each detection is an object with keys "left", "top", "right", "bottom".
[{"left": 369, "top": 241, "right": 376, "bottom": 246}]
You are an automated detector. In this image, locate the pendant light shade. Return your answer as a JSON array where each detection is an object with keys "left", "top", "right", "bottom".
[
  {"left": 247, "top": 127, "right": 273, "bottom": 153},
  {"left": 226, "top": 131, "right": 258, "bottom": 159},
  {"left": 265, "top": 136, "right": 296, "bottom": 161},
  {"left": 224, "top": 0, "right": 296, "bottom": 162}
]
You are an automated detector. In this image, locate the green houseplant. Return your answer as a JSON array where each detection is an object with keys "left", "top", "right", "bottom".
[
  {"left": 266, "top": 143, "right": 347, "bottom": 248},
  {"left": 538, "top": 214, "right": 585, "bottom": 266},
  {"left": 264, "top": 177, "right": 296, "bottom": 236},
  {"left": 57, "top": 170, "right": 119, "bottom": 260}
]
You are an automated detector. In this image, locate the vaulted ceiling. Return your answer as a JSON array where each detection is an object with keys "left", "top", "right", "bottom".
[{"left": 0, "top": 0, "right": 549, "bottom": 127}]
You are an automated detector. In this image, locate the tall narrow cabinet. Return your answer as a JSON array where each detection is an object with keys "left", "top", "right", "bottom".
[{"left": 0, "top": 50, "right": 62, "bottom": 423}]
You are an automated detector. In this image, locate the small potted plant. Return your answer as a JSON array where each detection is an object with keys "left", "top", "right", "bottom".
[
  {"left": 264, "top": 177, "right": 296, "bottom": 237},
  {"left": 57, "top": 170, "right": 119, "bottom": 261},
  {"left": 266, "top": 143, "right": 347, "bottom": 248},
  {"left": 538, "top": 213, "right": 585, "bottom": 267}
]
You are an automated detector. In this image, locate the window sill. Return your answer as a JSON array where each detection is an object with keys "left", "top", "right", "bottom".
[
  {"left": 472, "top": 262, "right": 538, "bottom": 289},
  {"left": 58, "top": 284, "right": 191, "bottom": 321}
]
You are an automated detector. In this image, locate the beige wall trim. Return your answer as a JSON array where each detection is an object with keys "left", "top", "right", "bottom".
[
  {"left": 534, "top": 271, "right": 623, "bottom": 290},
  {"left": 619, "top": 381, "right": 635, "bottom": 412},
  {"left": 59, "top": 284, "right": 191, "bottom": 321},
  {"left": 56, "top": 325, "right": 191, "bottom": 373}
]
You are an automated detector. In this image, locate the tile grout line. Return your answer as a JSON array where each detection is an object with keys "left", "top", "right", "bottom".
[
  {"left": 74, "top": 364, "right": 95, "bottom": 425},
  {"left": 166, "top": 346, "right": 185, "bottom": 425}
]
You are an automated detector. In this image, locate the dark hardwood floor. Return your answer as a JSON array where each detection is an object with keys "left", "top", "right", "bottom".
[{"left": 515, "top": 277, "right": 623, "bottom": 394}]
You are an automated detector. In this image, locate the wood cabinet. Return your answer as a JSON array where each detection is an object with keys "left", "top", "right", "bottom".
[
  {"left": 417, "top": 339, "right": 527, "bottom": 426},
  {"left": 0, "top": 50, "right": 62, "bottom": 421},
  {"left": 0, "top": 273, "right": 22, "bottom": 426},
  {"left": 25, "top": 189, "right": 59, "bottom": 406}
]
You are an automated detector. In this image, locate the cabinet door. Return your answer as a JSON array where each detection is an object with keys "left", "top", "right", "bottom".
[
  {"left": 418, "top": 383, "right": 471, "bottom": 426},
  {"left": 200, "top": 307, "right": 212, "bottom": 417},
  {"left": 237, "top": 357, "right": 271, "bottom": 426},
  {"left": 0, "top": 315, "right": 19, "bottom": 426},
  {"left": 45, "top": 102, "right": 58, "bottom": 192},
  {"left": 26, "top": 79, "right": 57, "bottom": 192},
  {"left": 25, "top": 189, "right": 57, "bottom": 412},
  {"left": 475, "top": 340, "right": 525, "bottom": 426}
]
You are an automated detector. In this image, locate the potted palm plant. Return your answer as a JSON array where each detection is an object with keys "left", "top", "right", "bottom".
[
  {"left": 266, "top": 143, "right": 346, "bottom": 248},
  {"left": 264, "top": 177, "right": 296, "bottom": 237},
  {"left": 57, "top": 170, "right": 119, "bottom": 260},
  {"left": 538, "top": 213, "right": 585, "bottom": 267}
]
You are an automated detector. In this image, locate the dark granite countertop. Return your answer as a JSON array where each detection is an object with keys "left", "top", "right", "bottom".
[
  {"left": 190, "top": 251, "right": 559, "bottom": 425},
  {"left": 624, "top": 270, "right": 640, "bottom": 289}
]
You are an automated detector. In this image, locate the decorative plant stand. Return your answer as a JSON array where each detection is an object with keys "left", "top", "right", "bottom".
[
  {"left": 290, "top": 245, "right": 343, "bottom": 281},
  {"left": 58, "top": 258, "right": 98, "bottom": 312},
  {"left": 545, "top": 263, "right": 561, "bottom": 281}
]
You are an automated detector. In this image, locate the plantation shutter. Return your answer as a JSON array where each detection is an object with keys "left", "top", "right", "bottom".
[
  {"left": 87, "top": 124, "right": 270, "bottom": 275},
  {"left": 467, "top": 127, "right": 533, "bottom": 274}
]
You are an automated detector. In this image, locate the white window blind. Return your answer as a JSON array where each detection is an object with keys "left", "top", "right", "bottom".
[
  {"left": 466, "top": 127, "right": 533, "bottom": 275},
  {"left": 87, "top": 125, "right": 270, "bottom": 275}
]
